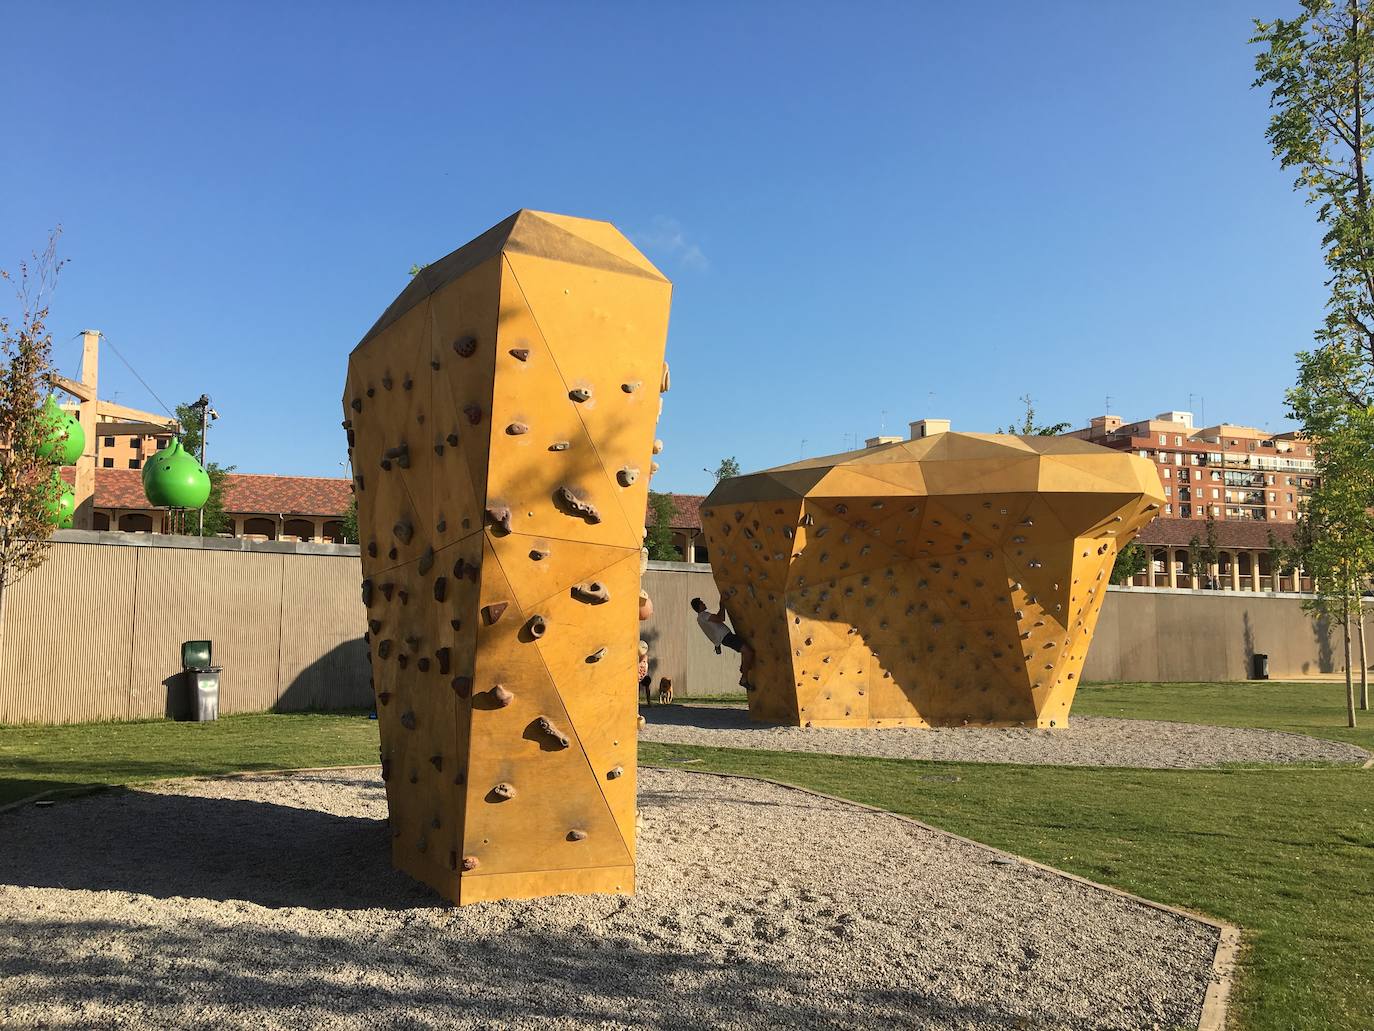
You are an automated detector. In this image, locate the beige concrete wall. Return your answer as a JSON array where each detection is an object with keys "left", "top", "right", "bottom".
[
  {"left": 0, "top": 532, "right": 369, "bottom": 725},
  {"left": 0, "top": 539, "right": 1353, "bottom": 725}
]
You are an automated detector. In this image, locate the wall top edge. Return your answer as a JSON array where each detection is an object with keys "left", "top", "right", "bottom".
[{"left": 49, "top": 529, "right": 362, "bottom": 558}]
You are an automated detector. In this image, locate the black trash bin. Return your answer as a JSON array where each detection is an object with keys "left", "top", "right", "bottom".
[
  {"left": 181, "top": 640, "right": 223, "bottom": 721},
  {"left": 1252, "top": 653, "right": 1270, "bottom": 681}
]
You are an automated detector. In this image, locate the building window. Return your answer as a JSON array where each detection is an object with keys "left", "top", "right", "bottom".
[
  {"left": 1212, "top": 488, "right": 1219, "bottom": 499},
  {"left": 1288, "top": 511, "right": 1295, "bottom": 519},
  {"left": 128, "top": 458, "right": 141, "bottom": 469},
  {"left": 283, "top": 518, "right": 314, "bottom": 541},
  {"left": 119, "top": 513, "right": 153, "bottom": 533},
  {"left": 242, "top": 517, "right": 276, "bottom": 540},
  {"left": 1158, "top": 453, "right": 1167, "bottom": 464},
  {"left": 92, "top": 512, "right": 110, "bottom": 531},
  {"left": 1164, "top": 486, "right": 1172, "bottom": 497},
  {"left": 1159, "top": 433, "right": 1168, "bottom": 445},
  {"left": 157, "top": 438, "right": 170, "bottom": 450},
  {"left": 102, "top": 435, "right": 115, "bottom": 447},
  {"left": 1190, "top": 454, "right": 1199, "bottom": 465},
  {"left": 1268, "top": 492, "right": 1275, "bottom": 502},
  {"left": 102, "top": 457, "right": 114, "bottom": 468},
  {"left": 1174, "top": 453, "right": 1182, "bottom": 465},
  {"left": 1286, "top": 493, "right": 1293, "bottom": 503},
  {"left": 1212, "top": 505, "right": 1221, "bottom": 517},
  {"left": 1267, "top": 475, "right": 1274, "bottom": 485},
  {"left": 1210, "top": 471, "right": 1221, "bottom": 481},
  {"left": 1270, "top": 509, "right": 1277, "bottom": 518},
  {"left": 1174, "top": 435, "right": 1182, "bottom": 446},
  {"left": 1162, "top": 468, "right": 1170, "bottom": 479}
]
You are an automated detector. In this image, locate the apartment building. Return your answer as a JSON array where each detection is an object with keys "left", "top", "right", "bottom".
[{"left": 1065, "top": 411, "right": 1316, "bottom": 523}]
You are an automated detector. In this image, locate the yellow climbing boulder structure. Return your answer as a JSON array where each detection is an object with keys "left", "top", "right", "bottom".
[
  {"left": 700, "top": 433, "right": 1164, "bottom": 729},
  {"left": 343, "top": 210, "right": 671, "bottom": 904}
]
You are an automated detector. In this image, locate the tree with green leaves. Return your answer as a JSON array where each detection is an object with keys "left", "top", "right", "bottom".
[
  {"left": 0, "top": 231, "right": 66, "bottom": 658},
  {"left": 1202, "top": 513, "right": 1221, "bottom": 589},
  {"left": 1188, "top": 535, "right": 1204, "bottom": 589},
  {"left": 340, "top": 494, "right": 358, "bottom": 544},
  {"left": 999, "top": 394, "right": 1070, "bottom": 436},
  {"left": 644, "top": 491, "right": 679, "bottom": 561},
  {"left": 1254, "top": 1, "right": 1374, "bottom": 723},
  {"left": 173, "top": 399, "right": 234, "bottom": 537},
  {"left": 712, "top": 457, "right": 741, "bottom": 482},
  {"left": 1111, "top": 539, "right": 1148, "bottom": 586}
]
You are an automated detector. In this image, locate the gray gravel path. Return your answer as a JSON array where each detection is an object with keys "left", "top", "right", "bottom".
[
  {"left": 641, "top": 705, "right": 1370, "bottom": 768},
  {"left": 0, "top": 769, "right": 1218, "bottom": 1030}
]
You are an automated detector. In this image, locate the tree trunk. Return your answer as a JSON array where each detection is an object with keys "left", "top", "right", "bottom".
[
  {"left": 1344, "top": 591, "right": 1356, "bottom": 728},
  {"left": 1359, "top": 600, "right": 1369, "bottom": 711}
]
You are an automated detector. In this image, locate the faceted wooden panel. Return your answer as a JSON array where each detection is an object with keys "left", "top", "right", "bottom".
[
  {"left": 343, "top": 210, "right": 670, "bottom": 904},
  {"left": 702, "top": 434, "right": 1163, "bottom": 729}
]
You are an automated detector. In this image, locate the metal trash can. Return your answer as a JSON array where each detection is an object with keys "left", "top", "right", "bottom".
[
  {"left": 181, "top": 640, "right": 223, "bottom": 721},
  {"left": 1252, "top": 653, "right": 1270, "bottom": 681}
]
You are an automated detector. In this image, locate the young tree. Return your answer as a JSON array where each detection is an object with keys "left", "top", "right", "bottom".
[
  {"left": 340, "top": 494, "right": 358, "bottom": 544},
  {"left": 1188, "top": 534, "right": 1204, "bottom": 589},
  {"left": 1111, "top": 539, "right": 1148, "bottom": 585},
  {"left": 0, "top": 232, "right": 66, "bottom": 657},
  {"left": 999, "top": 394, "right": 1070, "bottom": 436},
  {"left": 1202, "top": 512, "right": 1222, "bottom": 588},
  {"left": 1255, "top": 1, "right": 1374, "bottom": 722},
  {"left": 712, "top": 457, "right": 741, "bottom": 481},
  {"left": 173, "top": 399, "right": 233, "bottom": 536},
  {"left": 644, "top": 491, "right": 679, "bottom": 561}
]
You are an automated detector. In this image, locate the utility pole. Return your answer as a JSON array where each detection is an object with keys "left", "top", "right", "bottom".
[{"left": 189, "top": 394, "right": 217, "bottom": 535}]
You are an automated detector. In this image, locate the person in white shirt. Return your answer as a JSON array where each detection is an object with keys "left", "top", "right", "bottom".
[{"left": 691, "top": 597, "right": 755, "bottom": 689}]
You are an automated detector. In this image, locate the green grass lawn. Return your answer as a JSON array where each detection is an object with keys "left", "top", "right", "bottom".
[
  {"left": 3, "top": 685, "right": 1372, "bottom": 1030},
  {"left": 1075, "top": 679, "right": 1374, "bottom": 751},
  {"left": 0, "top": 711, "right": 378, "bottom": 806}
]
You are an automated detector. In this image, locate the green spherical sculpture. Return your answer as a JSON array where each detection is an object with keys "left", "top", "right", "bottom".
[
  {"left": 144, "top": 439, "right": 211, "bottom": 510},
  {"left": 45, "top": 473, "right": 74, "bottom": 528},
  {"left": 36, "top": 396, "right": 84, "bottom": 466}
]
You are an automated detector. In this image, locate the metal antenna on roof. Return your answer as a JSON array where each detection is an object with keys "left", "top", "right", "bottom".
[{"left": 1104, "top": 395, "right": 1112, "bottom": 414}]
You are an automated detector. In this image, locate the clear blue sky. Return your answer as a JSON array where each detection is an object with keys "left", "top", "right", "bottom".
[{"left": 0, "top": 1, "right": 1326, "bottom": 494}]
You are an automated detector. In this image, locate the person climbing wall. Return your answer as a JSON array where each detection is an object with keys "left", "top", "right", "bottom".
[{"left": 691, "top": 596, "right": 755, "bottom": 689}]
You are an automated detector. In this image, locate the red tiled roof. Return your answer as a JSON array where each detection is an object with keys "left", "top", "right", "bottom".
[
  {"left": 1135, "top": 517, "right": 1297, "bottom": 549},
  {"left": 62, "top": 468, "right": 353, "bottom": 517},
  {"left": 664, "top": 493, "right": 704, "bottom": 531}
]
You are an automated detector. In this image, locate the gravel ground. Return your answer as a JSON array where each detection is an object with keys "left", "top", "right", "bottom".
[
  {"left": 0, "top": 768, "right": 1219, "bottom": 1031},
  {"left": 640, "top": 705, "right": 1371, "bottom": 768}
]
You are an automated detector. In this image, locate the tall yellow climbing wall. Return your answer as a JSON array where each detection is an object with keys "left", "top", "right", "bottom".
[
  {"left": 342, "top": 211, "right": 671, "bottom": 904},
  {"left": 700, "top": 433, "right": 1164, "bottom": 729}
]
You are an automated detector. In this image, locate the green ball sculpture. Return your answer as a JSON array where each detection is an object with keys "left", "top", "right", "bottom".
[
  {"left": 45, "top": 473, "right": 74, "bottom": 529},
  {"left": 36, "top": 396, "right": 84, "bottom": 466},
  {"left": 144, "top": 439, "right": 211, "bottom": 509}
]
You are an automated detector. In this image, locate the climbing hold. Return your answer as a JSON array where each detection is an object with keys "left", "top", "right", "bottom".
[
  {"left": 652, "top": 439, "right": 664, "bottom": 455},
  {"left": 350, "top": 397, "right": 363, "bottom": 413},
  {"left": 587, "top": 647, "right": 607, "bottom": 662},
  {"left": 491, "top": 782, "right": 516, "bottom": 800},
  {"left": 622, "top": 381, "right": 641, "bottom": 393},
  {"left": 361, "top": 579, "right": 374, "bottom": 606},
  {"left": 660, "top": 361, "right": 670, "bottom": 392},
  {"left": 507, "top": 422, "right": 529, "bottom": 435},
  {"left": 434, "top": 576, "right": 447, "bottom": 602},
  {"left": 607, "top": 765, "right": 624, "bottom": 779},
  {"left": 436, "top": 647, "right": 451, "bottom": 675},
  {"left": 527, "top": 614, "right": 547, "bottom": 639},
  {"left": 509, "top": 347, "right": 530, "bottom": 361},
  {"left": 446, "top": 431, "right": 460, "bottom": 446},
  {"left": 486, "top": 506, "right": 513, "bottom": 533},
  {"left": 555, "top": 486, "right": 601, "bottom": 523},
  {"left": 382, "top": 375, "right": 393, "bottom": 390},
  {"left": 451, "top": 676, "right": 472, "bottom": 697},
  {"left": 380, "top": 582, "right": 395, "bottom": 601},
  {"left": 529, "top": 546, "right": 550, "bottom": 561},
  {"left": 430, "top": 755, "right": 443, "bottom": 771},
  {"left": 453, "top": 335, "right": 477, "bottom": 357},
  {"left": 400, "top": 710, "right": 416, "bottom": 730},
  {"left": 617, "top": 467, "right": 639, "bottom": 487},
  {"left": 462, "top": 856, "right": 479, "bottom": 871},
  {"left": 483, "top": 602, "right": 508, "bottom": 625},
  {"left": 549, "top": 441, "right": 571, "bottom": 452},
  {"left": 567, "top": 829, "right": 588, "bottom": 841},
  {"left": 377, "top": 639, "right": 392, "bottom": 659},
  {"left": 569, "top": 387, "right": 592, "bottom": 402},
  {"left": 491, "top": 684, "right": 514, "bottom": 707},
  {"left": 535, "top": 716, "right": 570, "bottom": 748},
  {"left": 572, "top": 581, "right": 610, "bottom": 604},
  {"left": 464, "top": 403, "right": 483, "bottom": 425},
  {"left": 418, "top": 546, "right": 434, "bottom": 575},
  {"left": 403, "top": 375, "right": 413, "bottom": 391},
  {"left": 393, "top": 519, "right": 413, "bottom": 544}
]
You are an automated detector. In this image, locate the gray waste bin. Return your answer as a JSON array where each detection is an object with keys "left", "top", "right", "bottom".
[
  {"left": 182, "top": 640, "right": 223, "bottom": 721},
  {"left": 1252, "top": 653, "right": 1270, "bottom": 681}
]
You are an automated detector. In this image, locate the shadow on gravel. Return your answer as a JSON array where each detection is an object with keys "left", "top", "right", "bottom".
[
  {"left": 0, "top": 784, "right": 432, "bottom": 911},
  {"left": 0, "top": 915, "right": 1038, "bottom": 1030},
  {"left": 640, "top": 704, "right": 767, "bottom": 731}
]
